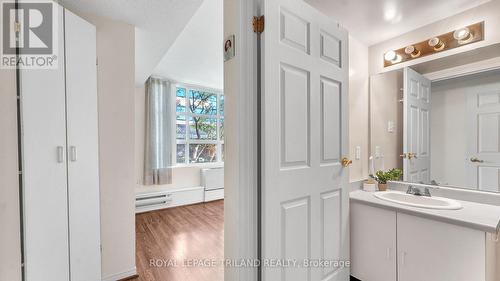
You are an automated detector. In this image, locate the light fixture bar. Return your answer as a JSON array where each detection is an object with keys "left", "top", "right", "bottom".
[{"left": 383, "top": 21, "right": 484, "bottom": 67}]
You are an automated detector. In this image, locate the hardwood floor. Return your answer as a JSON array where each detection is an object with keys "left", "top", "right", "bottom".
[{"left": 135, "top": 200, "right": 224, "bottom": 281}]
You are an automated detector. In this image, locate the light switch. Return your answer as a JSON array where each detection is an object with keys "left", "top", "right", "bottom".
[
  {"left": 388, "top": 121, "right": 395, "bottom": 133},
  {"left": 375, "top": 146, "right": 381, "bottom": 158},
  {"left": 355, "top": 146, "right": 361, "bottom": 160}
]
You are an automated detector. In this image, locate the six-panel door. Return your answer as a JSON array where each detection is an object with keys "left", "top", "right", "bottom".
[{"left": 262, "top": 0, "right": 349, "bottom": 280}]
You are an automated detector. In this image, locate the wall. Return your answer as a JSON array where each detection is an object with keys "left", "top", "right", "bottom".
[
  {"left": 348, "top": 35, "right": 370, "bottom": 181},
  {"left": 369, "top": 0, "right": 500, "bottom": 75},
  {"left": 152, "top": 0, "right": 223, "bottom": 89},
  {"left": 431, "top": 69, "right": 500, "bottom": 188},
  {"left": 82, "top": 14, "right": 137, "bottom": 280},
  {"left": 0, "top": 65, "right": 22, "bottom": 281},
  {"left": 370, "top": 70, "right": 403, "bottom": 173}
]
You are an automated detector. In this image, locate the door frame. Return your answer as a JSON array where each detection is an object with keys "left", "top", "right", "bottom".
[{"left": 223, "top": 0, "right": 260, "bottom": 280}]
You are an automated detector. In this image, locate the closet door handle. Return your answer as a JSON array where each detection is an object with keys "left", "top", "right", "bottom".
[
  {"left": 70, "top": 146, "right": 77, "bottom": 162},
  {"left": 401, "top": 251, "right": 407, "bottom": 266},
  {"left": 57, "top": 146, "right": 64, "bottom": 163}
]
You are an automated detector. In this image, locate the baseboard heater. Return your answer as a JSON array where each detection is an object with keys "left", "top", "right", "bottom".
[
  {"left": 135, "top": 186, "right": 205, "bottom": 213},
  {"left": 201, "top": 168, "right": 225, "bottom": 202}
]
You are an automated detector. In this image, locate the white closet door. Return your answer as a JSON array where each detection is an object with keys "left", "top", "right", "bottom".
[
  {"left": 21, "top": 5, "right": 70, "bottom": 281},
  {"left": 64, "top": 9, "right": 101, "bottom": 281}
]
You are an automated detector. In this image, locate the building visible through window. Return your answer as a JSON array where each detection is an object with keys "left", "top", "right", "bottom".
[{"left": 175, "top": 85, "right": 224, "bottom": 165}]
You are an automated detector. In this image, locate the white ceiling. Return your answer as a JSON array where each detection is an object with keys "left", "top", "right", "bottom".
[
  {"left": 59, "top": 0, "right": 204, "bottom": 86},
  {"left": 305, "top": 0, "right": 492, "bottom": 46},
  {"left": 152, "top": 0, "right": 223, "bottom": 90}
]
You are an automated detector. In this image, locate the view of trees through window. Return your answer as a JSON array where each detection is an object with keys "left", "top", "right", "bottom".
[{"left": 176, "top": 86, "right": 224, "bottom": 164}]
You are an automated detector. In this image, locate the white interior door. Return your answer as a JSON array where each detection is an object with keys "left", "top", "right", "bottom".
[
  {"left": 20, "top": 5, "right": 70, "bottom": 281},
  {"left": 262, "top": 0, "right": 349, "bottom": 280},
  {"left": 403, "top": 68, "right": 431, "bottom": 183},
  {"left": 466, "top": 82, "right": 500, "bottom": 192},
  {"left": 64, "top": 9, "right": 101, "bottom": 281}
]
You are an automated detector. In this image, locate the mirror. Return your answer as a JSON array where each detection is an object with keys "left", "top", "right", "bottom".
[{"left": 370, "top": 67, "right": 500, "bottom": 193}]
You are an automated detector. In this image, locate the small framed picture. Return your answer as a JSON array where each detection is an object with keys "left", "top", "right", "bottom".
[{"left": 224, "top": 35, "right": 235, "bottom": 61}]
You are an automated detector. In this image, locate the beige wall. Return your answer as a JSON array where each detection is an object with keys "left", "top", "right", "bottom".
[
  {"left": 83, "top": 14, "right": 137, "bottom": 279},
  {"left": 370, "top": 70, "right": 403, "bottom": 173},
  {"left": 369, "top": 0, "right": 500, "bottom": 75},
  {"left": 0, "top": 70, "right": 22, "bottom": 281},
  {"left": 349, "top": 35, "right": 370, "bottom": 182}
]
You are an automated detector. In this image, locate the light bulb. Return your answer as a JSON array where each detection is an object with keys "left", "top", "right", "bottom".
[
  {"left": 404, "top": 45, "right": 421, "bottom": 58},
  {"left": 428, "top": 37, "right": 445, "bottom": 51},
  {"left": 453, "top": 27, "right": 473, "bottom": 44},
  {"left": 384, "top": 50, "right": 397, "bottom": 62}
]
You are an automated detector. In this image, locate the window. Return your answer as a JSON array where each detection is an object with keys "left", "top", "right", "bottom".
[{"left": 175, "top": 85, "right": 224, "bottom": 165}]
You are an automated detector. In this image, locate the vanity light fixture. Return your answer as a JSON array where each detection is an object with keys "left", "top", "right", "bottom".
[
  {"left": 428, "top": 37, "right": 445, "bottom": 51},
  {"left": 453, "top": 27, "right": 473, "bottom": 44},
  {"left": 383, "top": 21, "right": 484, "bottom": 67},
  {"left": 404, "top": 45, "right": 421, "bottom": 58}
]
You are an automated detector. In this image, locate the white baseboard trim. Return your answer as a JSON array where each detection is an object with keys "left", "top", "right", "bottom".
[
  {"left": 102, "top": 267, "right": 137, "bottom": 281},
  {"left": 204, "top": 188, "right": 225, "bottom": 202}
]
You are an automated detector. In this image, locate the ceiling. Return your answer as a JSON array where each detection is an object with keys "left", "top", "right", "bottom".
[
  {"left": 59, "top": 0, "right": 204, "bottom": 86},
  {"left": 305, "top": 0, "right": 492, "bottom": 46},
  {"left": 152, "top": 0, "right": 223, "bottom": 90}
]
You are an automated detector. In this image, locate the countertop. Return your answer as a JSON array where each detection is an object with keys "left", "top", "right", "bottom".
[{"left": 350, "top": 190, "right": 500, "bottom": 233}]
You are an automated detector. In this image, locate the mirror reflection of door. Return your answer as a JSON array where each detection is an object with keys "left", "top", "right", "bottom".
[
  {"left": 403, "top": 68, "right": 431, "bottom": 184},
  {"left": 465, "top": 74, "right": 500, "bottom": 191},
  {"left": 370, "top": 67, "right": 500, "bottom": 193}
]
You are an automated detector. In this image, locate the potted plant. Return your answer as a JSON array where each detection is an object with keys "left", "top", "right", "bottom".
[{"left": 370, "top": 168, "right": 403, "bottom": 191}]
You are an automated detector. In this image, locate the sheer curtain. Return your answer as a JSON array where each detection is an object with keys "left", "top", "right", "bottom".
[{"left": 143, "top": 77, "right": 173, "bottom": 185}]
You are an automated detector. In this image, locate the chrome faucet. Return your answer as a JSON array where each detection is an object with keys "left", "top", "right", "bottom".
[{"left": 406, "top": 185, "right": 431, "bottom": 197}]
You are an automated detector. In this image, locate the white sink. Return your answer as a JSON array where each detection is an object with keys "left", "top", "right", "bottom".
[{"left": 373, "top": 191, "right": 462, "bottom": 210}]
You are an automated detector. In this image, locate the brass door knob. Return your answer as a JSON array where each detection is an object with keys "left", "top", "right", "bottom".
[
  {"left": 470, "top": 157, "right": 484, "bottom": 163},
  {"left": 400, "top": 153, "right": 407, "bottom": 158},
  {"left": 341, "top": 157, "right": 353, "bottom": 167},
  {"left": 407, "top": 152, "right": 417, "bottom": 159}
]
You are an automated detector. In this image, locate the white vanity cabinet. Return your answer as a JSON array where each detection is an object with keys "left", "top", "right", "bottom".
[
  {"left": 351, "top": 203, "right": 397, "bottom": 281},
  {"left": 351, "top": 203, "right": 487, "bottom": 281},
  {"left": 397, "top": 213, "right": 485, "bottom": 281}
]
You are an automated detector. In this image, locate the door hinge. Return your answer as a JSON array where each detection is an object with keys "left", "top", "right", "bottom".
[
  {"left": 253, "top": 16, "right": 264, "bottom": 34},
  {"left": 14, "top": 21, "right": 21, "bottom": 33}
]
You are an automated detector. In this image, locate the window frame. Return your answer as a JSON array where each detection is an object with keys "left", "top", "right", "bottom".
[{"left": 173, "top": 83, "right": 224, "bottom": 167}]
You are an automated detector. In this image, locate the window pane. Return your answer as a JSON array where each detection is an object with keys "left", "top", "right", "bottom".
[
  {"left": 176, "top": 144, "right": 186, "bottom": 163},
  {"left": 189, "top": 144, "right": 217, "bottom": 163},
  {"left": 188, "top": 90, "right": 217, "bottom": 115},
  {"left": 176, "top": 115, "right": 186, "bottom": 139},
  {"left": 219, "top": 95, "right": 224, "bottom": 116},
  {"left": 176, "top": 88, "right": 186, "bottom": 112},
  {"left": 189, "top": 117, "right": 217, "bottom": 140},
  {"left": 219, "top": 117, "right": 224, "bottom": 140}
]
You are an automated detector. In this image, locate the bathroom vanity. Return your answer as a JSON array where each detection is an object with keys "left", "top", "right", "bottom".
[{"left": 350, "top": 190, "right": 500, "bottom": 281}]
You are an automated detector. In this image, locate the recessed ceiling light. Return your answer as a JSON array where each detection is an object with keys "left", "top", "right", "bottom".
[
  {"left": 428, "top": 37, "right": 445, "bottom": 51},
  {"left": 453, "top": 27, "right": 473, "bottom": 44}
]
